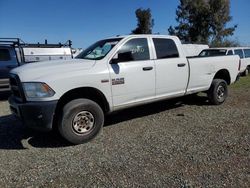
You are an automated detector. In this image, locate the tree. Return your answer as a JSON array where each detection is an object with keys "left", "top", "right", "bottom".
[
  {"left": 132, "top": 8, "right": 154, "bottom": 34},
  {"left": 168, "top": 0, "right": 237, "bottom": 46},
  {"left": 209, "top": 0, "right": 237, "bottom": 46},
  {"left": 211, "top": 38, "right": 240, "bottom": 47}
]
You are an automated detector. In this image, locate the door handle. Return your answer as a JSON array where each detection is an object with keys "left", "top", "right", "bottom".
[
  {"left": 143, "top": 66, "right": 153, "bottom": 71},
  {"left": 177, "top": 63, "right": 186, "bottom": 67}
]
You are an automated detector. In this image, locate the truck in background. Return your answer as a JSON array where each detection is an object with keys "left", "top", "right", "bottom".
[
  {"left": 0, "top": 38, "right": 73, "bottom": 91},
  {"left": 182, "top": 44, "right": 209, "bottom": 57},
  {"left": 72, "top": 48, "right": 84, "bottom": 58},
  {"left": 199, "top": 47, "right": 250, "bottom": 76}
]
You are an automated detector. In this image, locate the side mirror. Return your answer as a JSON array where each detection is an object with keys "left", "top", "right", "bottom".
[{"left": 111, "top": 51, "right": 133, "bottom": 64}]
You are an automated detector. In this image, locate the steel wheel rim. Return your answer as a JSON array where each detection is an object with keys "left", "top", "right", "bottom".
[
  {"left": 217, "top": 85, "right": 225, "bottom": 101},
  {"left": 72, "top": 111, "right": 95, "bottom": 134}
]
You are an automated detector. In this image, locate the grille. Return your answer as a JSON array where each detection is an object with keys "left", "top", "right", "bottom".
[{"left": 9, "top": 74, "right": 24, "bottom": 102}]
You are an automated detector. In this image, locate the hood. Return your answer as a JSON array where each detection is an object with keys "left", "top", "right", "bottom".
[{"left": 11, "top": 59, "right": 96, "bottom": 82}]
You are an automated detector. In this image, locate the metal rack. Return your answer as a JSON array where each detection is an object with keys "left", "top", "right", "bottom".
[{"left": 0, "top": 38, "right": 72, "bottom": 48}]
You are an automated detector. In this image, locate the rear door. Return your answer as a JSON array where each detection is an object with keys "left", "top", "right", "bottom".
[
  {"left": 0, "top": 47, "right": 18, "bottom": 90},
  {"left": 108, "top": 37, "right": 155, "bottom": 107},
  {"left": 152, "top": 37, "right": 189, "bottom": 98}
]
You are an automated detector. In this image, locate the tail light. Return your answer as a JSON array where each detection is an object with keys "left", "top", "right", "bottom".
[{"left": 238, "top": 59, "right": 241, "bottom": 71}]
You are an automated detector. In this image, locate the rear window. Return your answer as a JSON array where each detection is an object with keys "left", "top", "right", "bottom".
[
  {"left": 234, "top": 49, "right": 244, "bottom": 59},
  {"left": 199, "top": 49, "right": 227, "bottom": 57},
  {"left": 227, "top": 50, "right": 233, "bottom": 55},
  {"left": 153, "top": 38, "right": 179, "bottom": 59},
  {"left": 0, "top": 49, "right": 11, "bottom": 61},
  {"left": 243, "top": 49, "right": 250, "bottom": 58}
]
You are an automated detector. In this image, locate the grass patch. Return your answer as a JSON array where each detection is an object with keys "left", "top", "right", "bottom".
[{"left": 230, "top": 75, "right": 250, "bottom": 90}]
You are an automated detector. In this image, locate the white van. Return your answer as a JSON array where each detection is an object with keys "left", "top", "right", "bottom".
[{"left": 199, "top": 47, "right": 250, "bottom": 76}]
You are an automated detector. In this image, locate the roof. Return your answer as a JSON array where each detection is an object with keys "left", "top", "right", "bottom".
[
  {"left": 207, "top": 47, "right": 250, "bottom": 50},
  {"left": 107, "top": 34, "right": 178, "bottom": 39}
]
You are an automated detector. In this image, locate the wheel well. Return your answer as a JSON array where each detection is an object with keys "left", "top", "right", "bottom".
[
  {"left": 213, "top": 69, "right": 231, "bottom": 85},
  {"left": 53, "top": 87, "right": 110, "bottom": 129},
  {"left": 56, "top": 87, "right": 110, "bottom": 113}
]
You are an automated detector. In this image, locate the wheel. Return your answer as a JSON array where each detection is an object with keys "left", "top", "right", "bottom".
[
  {"left": 207, "top": 79, "right": 228, "bottom": 105},
  {"left": 243, "top": 68, "right": 249, "bottom": 76},
  {"left": 58, "top": 99, "right": 104, "bottom": 144}
]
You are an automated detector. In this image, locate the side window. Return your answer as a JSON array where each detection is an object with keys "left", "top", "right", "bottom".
[
  {"left": 118, "top": 38, "right": 150, "bottom": 61},
  {"left": 153, "top": 38, "right": 179, "bottom": 59},
  {"left": 0, "top": 49, "right": 11, "bottom": 61},
  {"left": 234, "top": 49, "right": 244, "bottom": 59},
  {"left": 243, "top": 49, "right": 250, "bottom": 58},
  {"left": 227, "top": 50, "right": 233, "bottom": 55}
]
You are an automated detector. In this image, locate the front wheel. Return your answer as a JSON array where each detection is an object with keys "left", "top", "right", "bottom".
[
  {"left": 58, "top": 99, "right": 104, "bottom": 144},
  {"left": 207, "top": 79, "right": 228, "bottom": 105}
]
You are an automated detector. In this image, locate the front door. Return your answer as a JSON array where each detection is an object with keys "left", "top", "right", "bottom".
[{"left": 108, "top": 37, "right": 155, "bottom": 108}]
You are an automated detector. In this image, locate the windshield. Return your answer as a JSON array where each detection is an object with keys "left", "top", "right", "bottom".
[
  {"left": 199, "top": 49, "right": 227, "bottom": 57},
  {"left": 76, "top": 38, "right": 123, "bottom": 60}
]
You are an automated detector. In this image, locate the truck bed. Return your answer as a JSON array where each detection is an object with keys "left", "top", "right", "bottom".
[{"left": 186, "top": 55, "right": 240, "bottom": 94}]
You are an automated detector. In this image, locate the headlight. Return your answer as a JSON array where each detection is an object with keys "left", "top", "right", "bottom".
[{"left": 23, "top": 82, "right": 55, "bottom": 98}]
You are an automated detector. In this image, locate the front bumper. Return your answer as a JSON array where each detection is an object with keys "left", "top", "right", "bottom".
[{"left": 9, "top": 96, "right": 58, "bottom": 131}]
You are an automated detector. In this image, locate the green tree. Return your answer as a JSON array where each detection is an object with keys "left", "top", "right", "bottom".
[
  {"left": 132, "top": 8, "right": 154, "bottom": 34},
  {"left": 169, "top": 0, "right": 237, "bottom": 46}
]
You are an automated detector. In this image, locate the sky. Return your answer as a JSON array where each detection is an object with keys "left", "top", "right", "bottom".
[{"left": 0, "top": 0, "right": 249, "bottom": 48}]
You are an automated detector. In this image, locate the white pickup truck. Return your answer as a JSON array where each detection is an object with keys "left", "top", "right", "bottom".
[{"left": 9, "top": 35, "right": 240, "bottom": 144}]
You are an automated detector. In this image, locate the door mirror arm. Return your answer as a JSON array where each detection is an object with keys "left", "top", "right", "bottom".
[{"left": 110, "top": 53, "right": 119, "bottom": 64}]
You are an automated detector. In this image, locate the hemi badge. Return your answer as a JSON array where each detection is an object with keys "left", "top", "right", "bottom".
[
  {"left": 112, "top": 78, "right": 125, "bottom": 85},
  {"left": 101, "top": 79, "right": 109, "bottom": 83}
]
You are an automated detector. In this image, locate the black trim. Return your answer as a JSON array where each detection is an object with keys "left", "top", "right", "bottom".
[
  {"left": 9, "top": 74, "right": 26, "bottom": 102},
  {"left": 9, "top": 96, "right": 58, "bottom": 131},
  {"left": 177, "top": 63, "right": 186, "bottom": 67},
  {"left": 142, "top": 66, "right": 153, "bottom": 71}
]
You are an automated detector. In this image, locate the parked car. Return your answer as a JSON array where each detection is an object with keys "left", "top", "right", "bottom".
[
  {"left": 0, "top": 38, "right": 73, "bottom": 91},
  {"left": 9, "top": 35, "right": 240, "bottom": 144},
  {"left": 199, "top": 47, "right": 250, "bottom": 76}
]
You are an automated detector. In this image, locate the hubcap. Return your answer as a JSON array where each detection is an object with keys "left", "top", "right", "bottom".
[
  {"left": 72, "top": 111, "right": 95, "bottom": 134},
  {"left": 217, "top": 85, "right": 225, "bottom": 100}
]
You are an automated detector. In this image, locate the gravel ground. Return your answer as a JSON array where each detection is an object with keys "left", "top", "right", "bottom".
[{"left": 0, "top": 86, "right": 249, "bottom": 187}]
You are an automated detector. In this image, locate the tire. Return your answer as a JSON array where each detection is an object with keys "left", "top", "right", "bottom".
[
  {"left": 243, "top": 68, "right": 249, "bottom": 76},
  {"left": 207, "top": 79, "right": 228, "bottom": 105},
  {"left": 58, "top": 99, "right": 104, "bottom": 144}
]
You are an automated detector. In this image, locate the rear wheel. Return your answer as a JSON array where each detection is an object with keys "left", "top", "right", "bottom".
[
  {"left": 243, "top": 67, "right": 249, "bottom": 76},
  {"left": 58, "top": 99, "right": 104, "bottom": 144},
  {"left": 207, "top": 79, "right": 228, "bottom": 105}
]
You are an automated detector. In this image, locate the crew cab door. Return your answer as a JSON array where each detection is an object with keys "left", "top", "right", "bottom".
[
  {"left": 152, "top": 38, "right": 189, "bottom": 98},
  {"left": 0, "top": 47, "right": 18, "bottom": 90},
  {"left": 108, "top": 37, "right": 155, "bottom": 108}
]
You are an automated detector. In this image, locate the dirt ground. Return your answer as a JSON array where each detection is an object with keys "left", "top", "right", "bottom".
[{"left": 0, "top": 79, "right": 249, "bottom": 187}]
